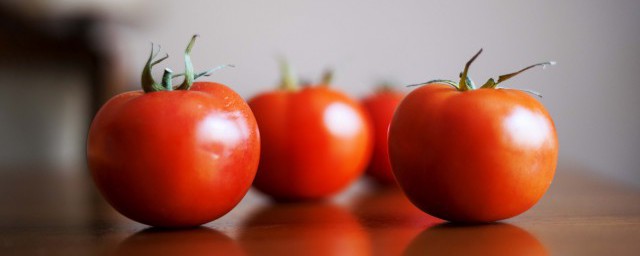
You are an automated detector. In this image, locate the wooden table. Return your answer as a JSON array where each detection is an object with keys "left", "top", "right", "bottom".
[{"left": 1, "top": 163, "right": 638, "bottom": 255}]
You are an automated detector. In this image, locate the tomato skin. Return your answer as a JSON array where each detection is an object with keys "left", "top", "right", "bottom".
[
  {"left": 87, "top": 82, "right": 260, "bottom": 227},
  {"left": 248, "top": 86, "right": 372, "bottom": 200},
  {"left": 389, "top": 84, "right": 558, "bottom": 222},
  {"left": 361, "top": 90, "right": 404, "bottom": 185}
]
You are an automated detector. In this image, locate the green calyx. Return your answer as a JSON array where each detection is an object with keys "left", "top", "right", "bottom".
[
  {"left": 376, "top": 81, "right": 398, "bottom": 93},
  {"left": 279, "top": 58, "right": 299, "bottom": 91},
  {"left": 277, "top": 59, "right": 334, "bottom": 90},
  {"left": 407, "top": 49, "right": 555, "bottom": 97},
  {"left": 320, "top": 69, "right": 334, "bottom": 86},
  {"left": 141, "top": 35, "right": 233, "bottom": 93}
]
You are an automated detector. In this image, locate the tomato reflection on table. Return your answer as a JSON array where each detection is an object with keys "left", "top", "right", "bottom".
[
  {"left": 350, "top": 182, "right": 442, "bottom": 256},
  {"left": 238, "top": 201, "right": 371, "bottom": 256},
  {"left": 403, "top": 223, "right": 548, "bottom": 256},
  {"left": 114, "top": 227, "right": 244, "bottom": 256}
]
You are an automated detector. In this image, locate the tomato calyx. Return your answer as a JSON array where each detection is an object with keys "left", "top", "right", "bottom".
[
  {"left": 374, "top": 81, "right": 400, "bottom": 93},
  {"left": 141, "top": 35, "right": 234, "bottom": 93},
  {"left": 279, "top": 58, "right": 299, "bottom": 91},
  {"left": 407, "top": 49, "right": 555, "bottom": 97},
  {"left": 319, "top": 69, "right": 334, "bottom": 87},
  {"left": 277, "top": 59, "right": 335, "bottom": 91}
]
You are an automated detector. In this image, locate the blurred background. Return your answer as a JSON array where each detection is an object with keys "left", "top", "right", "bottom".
[{"left": 0, "top": 0, "right": 638, "bottom": 186}]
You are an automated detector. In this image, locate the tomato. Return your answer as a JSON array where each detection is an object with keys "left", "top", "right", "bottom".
[
  {"left": 248, "top": 64, "right": 372, "bottom": 200},
  {"left": 389, "top": 49, "right": 557, "bottom": 222},
  {"left": 87, "top": 36, "right": 260, "bottom": 227},
  {"left": 361, "top": 86, "right": 404, "bottom": 185}
]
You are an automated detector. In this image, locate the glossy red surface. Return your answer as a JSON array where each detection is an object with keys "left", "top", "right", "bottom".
[
  {"left": 87, "top": 82, "right": 260, "bottom": 227},
  {"left": 389, "top": 84, "right": 558, "bottom": 222},
  {"left": 361, "top": 89, "right": 405, "bottom": 185},
  {"left": 248, "top": 86, "right": 372, "bottom": 200}
]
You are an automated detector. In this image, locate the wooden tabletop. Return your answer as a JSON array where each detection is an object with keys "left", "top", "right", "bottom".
[{"left": 0, "top": 163, "right": 638, "bottom": 255}]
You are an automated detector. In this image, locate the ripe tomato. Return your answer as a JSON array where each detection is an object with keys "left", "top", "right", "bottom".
[
  {"left": 248, "top": 64, "right": 372, "bottom": 200},
  {"left": 87, "top": 36, "right": 260, "bottom": 227},
  {"left": 389, "top": 49, "right": 558, "bottom": 222},
  {"left": 361, "top": 86, "right": 404, "bottom": 185}
]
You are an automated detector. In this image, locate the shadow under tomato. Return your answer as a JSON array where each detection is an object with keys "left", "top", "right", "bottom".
[
  {"left": 114, "top": 227, "right": 244, "bottom": 256},
  {"left": 403, "top": 222, "right": 548, "bottom": 256},
  {"left": 238, "top": 202, "right": 370, "bottom": 256},
  {"left": 350, "top": 184, "right": 442, "bottom": 256}
]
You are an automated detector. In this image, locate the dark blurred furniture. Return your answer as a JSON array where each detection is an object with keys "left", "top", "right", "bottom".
[{"left": 0, "top": 6, "right": 117, "bottom": 115}]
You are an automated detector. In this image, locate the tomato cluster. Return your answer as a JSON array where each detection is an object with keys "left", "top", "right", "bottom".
[{"left": 87, "top": 37, "right": 557, "bottom": 227}]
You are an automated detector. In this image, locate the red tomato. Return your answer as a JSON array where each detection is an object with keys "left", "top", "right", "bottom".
[
  {"left": 361, "top": 87, "right": 404, "bottom": 185},
  {"left": 248, "top": 65, "right": 372, "bottom": 200},
  {"left": 86, "top": 36, "right": 260, "bottom": 227},
  {"left": 389, "top": 50, "right": 558, "bottom": 222}
]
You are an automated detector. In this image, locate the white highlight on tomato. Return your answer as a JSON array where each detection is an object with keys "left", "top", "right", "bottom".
[
  {"left": 197, "top": 111, "right": 249, "bottom": 158},
  {"left": 504, "top": 107, "right": 552, "bottom": 148},
  {"left": 323, "top": 102, "right": 362, "bottom": 138}
]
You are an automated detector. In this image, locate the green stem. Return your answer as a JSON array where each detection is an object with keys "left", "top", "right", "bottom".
[
  {"left": 141, "top": 44, "right": 169, "bottom": 93},
  {"left": 279, "top": 58, "right": 298, "bottom": 91},
  {"left": 376, "top": 81, "right": 395, "bottom": 93},
  {"left": 406, "top": 79, "right": 459, "bottom": 89},
  {"left": 172, "top": 64, "right": 236, "bottom": 80},
  {"left": 320, "top": 69, "right": 333, "bottom": 86},
  {"left": 139, "top": 35, "right": 231, "bottom": 93},
  {"left": 459, "top": 49, "right": 482, "bottom": 91},
  {"left": 175, "top": 35, "right": 198, "bottom": 91},
  {"left": 162, "top": 68, "right": 173, "bottom": 91},
  {"left": 481, "top": 61, "right": 556, "bottom": 89},
  {"left": 407, "top": 50, "right": 554, "bottom": 96}
]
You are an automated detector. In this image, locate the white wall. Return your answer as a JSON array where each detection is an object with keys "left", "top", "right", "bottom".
[
  {"left": 110, "top": 0, "right": 640, "bottom": 185},
  {"left": 7, "top": 0, "right": 640, "bottom": 185}
]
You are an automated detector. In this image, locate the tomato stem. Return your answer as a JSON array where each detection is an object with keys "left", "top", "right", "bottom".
[
  {"left": 140, "top": 35, "right": 233, "bottom": 93},
  {"left": 175, "top": 35, "right": 198, "bottom": 91},
  {"left": 162, "top": 68, "right": 174, "bottom": 91},
  {"left": 279, "top": 58, "right": 298, "bottom": 91},
  {"left": 376, "top": 81, "right": 396, "bottom": 93},
  {"left": 480, "top": 61, "right": 556, "bottom": 89},
  {"left": 406, "top": 79, "right": 459, "bottom": 89},
  {"left": 460, "top": 72, "right": 476, "bottom": 89},
  {"left": 406, "top": 49, "right": 555, "bottom": 97},
  {"left": 320, "top": 69, "right": 334, "bottom": 86},
  {"left": 141, "top": 43, "right": 169, "bottom": 93},
  {"left": 171, "top": 65, "right": 235, "bottom": 80},
  {"left": 459, "top": 49, "right": 483, "bottom": 91}
]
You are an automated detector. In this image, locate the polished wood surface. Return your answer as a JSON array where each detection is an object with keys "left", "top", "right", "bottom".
[{"left": 0, "top": 163, "right": 638, "bottom": 255}]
